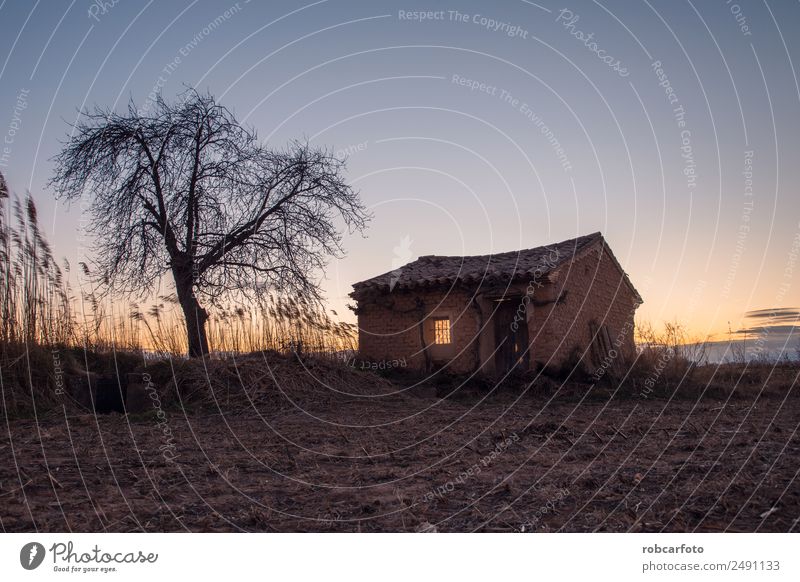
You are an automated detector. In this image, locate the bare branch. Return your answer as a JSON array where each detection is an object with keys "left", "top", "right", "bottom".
[{"left": 50, "top": 89, "right": 369, "bottom": 356}]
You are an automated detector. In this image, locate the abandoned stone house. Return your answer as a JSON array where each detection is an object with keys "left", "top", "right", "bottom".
[{"left": 350, "top": 232, "right": 642, "bottom": 376}]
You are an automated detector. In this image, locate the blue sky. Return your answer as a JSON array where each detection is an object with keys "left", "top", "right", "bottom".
[{"left": 1, "top": 0, "right": 798, "bottom": 356}]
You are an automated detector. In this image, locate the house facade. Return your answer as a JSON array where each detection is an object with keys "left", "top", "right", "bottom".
[{"left": 350, "top": 232, "right": 642, "bottom": 376}]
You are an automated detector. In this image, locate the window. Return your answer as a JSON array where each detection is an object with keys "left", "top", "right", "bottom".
[{"left": 433, "top": 317, "right": 451, "bottom": 345}]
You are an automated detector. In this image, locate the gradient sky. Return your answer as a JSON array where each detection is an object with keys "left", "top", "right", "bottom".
[{"left": 1, "top": 0, "right": 798, "bottom": 355}]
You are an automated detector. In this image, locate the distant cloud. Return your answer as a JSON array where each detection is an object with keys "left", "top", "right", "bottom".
[
  {"left": 734, "top": 307, "right": 798, "bottom": 338},
  {"left": 733, "top": 324, "right": 799, "bottom": 335},
  {"left": 744, "top": 307, "right": 800, "bottom": 321},
  {"left": 702, "top": 308, "right": 800, "bottom": 362},
  {"left": 704, "top": 323, "right": 799, "bottom": 362},
  {"left": 734, "top": 307, "right": 800, "bottom": 331}
]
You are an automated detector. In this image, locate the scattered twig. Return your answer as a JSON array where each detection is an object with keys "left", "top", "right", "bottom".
[
  {"left": 759, "top": 507, "right": 779, "bottom": 519},
  {"left": 0, "top": 478, "right": 32, "bottom": 498},
  {"left": 360, "top": 444, "right": 375, "bottom": 465},
  {"left": 612, "top": 425, "right": 628, "bottom": 440},
  {"left": 47, "top": 471, "right": 63, "bottom": 489}
]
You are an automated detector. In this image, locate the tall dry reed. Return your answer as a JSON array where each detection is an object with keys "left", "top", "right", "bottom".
[{"left": 0, "top": 172, "right": 356, "bottom": 360}]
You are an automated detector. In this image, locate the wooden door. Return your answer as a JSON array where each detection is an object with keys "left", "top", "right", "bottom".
[{"left": 493, "top": 300, "right": 530, "bottom": 374}]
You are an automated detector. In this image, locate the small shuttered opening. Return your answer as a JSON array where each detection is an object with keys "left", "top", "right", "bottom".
[{"left": 433, "top": 317, "right": 451, "bottom": 345}]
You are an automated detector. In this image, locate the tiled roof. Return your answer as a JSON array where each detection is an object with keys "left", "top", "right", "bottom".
[{"left": 352, "top": 232, "right": 605, "bottom": 295}]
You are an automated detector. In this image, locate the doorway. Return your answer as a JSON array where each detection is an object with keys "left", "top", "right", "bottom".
[{"left": 493, "top": 299, "right": 530, "bottom": 374}]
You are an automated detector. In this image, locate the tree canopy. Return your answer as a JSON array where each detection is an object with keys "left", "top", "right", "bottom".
[{"left": 51, "top": 90, "right": 369, "bottom": 356}]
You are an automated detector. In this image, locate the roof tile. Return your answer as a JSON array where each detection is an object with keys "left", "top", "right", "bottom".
[{"left": 352, "top": 232, "right": 604, "bottom": 295}]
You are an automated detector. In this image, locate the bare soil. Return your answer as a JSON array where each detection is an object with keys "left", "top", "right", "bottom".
[{"left": 2, "top": 378, "right": 799, "bottom": 532}]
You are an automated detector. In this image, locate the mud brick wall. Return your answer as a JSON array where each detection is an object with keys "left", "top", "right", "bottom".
[
  {"left": 356, "top": 242, "right": 641, "bottom": 376},
  {"left": 357, "top": 288, "right": 480, "bottom": 373},
  {"left": 528, "top": 244, "right": 640, "bottom": 370}
]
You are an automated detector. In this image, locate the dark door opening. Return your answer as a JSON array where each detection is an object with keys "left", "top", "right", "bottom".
[
  {"left": 493, "top": 299, "right": 530, "bottom": 374},
  {"left": 94, "top": 376, "right": 127, "bottom": 413}
]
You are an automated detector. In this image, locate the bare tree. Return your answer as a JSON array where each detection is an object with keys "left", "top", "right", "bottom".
[{"left": 51, "top": 90, "right": 368, "bottom": 357}]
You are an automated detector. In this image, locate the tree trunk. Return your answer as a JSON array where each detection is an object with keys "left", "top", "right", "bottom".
[
  {"left": 181, "top": 293, "right": 209, "bottom": 358},
  {"left": 173, "top": 264, "right": 209, "bottom": 358}
]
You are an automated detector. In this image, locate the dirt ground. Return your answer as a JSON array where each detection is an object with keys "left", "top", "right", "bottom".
[{"left": 2, "top": 384, "right": 799, "bottom": 532}]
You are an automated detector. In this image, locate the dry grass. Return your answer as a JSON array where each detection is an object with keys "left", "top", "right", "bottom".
[
  {"left": 0, "top": 173, "right": 356, "bottom": 355},
  {"left": 140, "top": 351, "right": 399, "bottom": 414},
  {"left": 0, "top": 176, "right": 357, "bottom": 416},
  {"left": 0, "top": 186, "right": 73, "bottom": 351}
]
